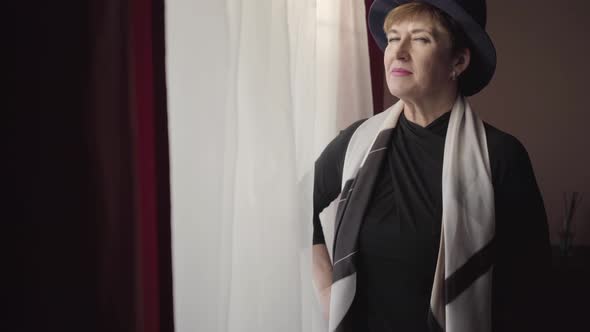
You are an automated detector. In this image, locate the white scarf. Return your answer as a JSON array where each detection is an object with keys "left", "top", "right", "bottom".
[{"left": 319, "top": 95, "right": 495, "bottom": 332}]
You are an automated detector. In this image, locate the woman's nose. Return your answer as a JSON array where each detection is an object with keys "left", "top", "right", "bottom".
[{"left": 394, "top": 38, "right": 410, "bottom": 60}]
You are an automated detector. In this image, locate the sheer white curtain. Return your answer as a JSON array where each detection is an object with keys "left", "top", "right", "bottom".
[{"left": 166, "top": 0, "right": 373, "bottom": 331}]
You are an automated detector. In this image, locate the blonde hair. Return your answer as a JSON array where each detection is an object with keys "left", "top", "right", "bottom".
[{"left": 383, "top": 2, "right": 468, "bottom": 55}]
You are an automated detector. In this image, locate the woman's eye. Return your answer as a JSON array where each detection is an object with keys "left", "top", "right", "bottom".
[
  {"left": 387, "top": 37, "right": 400, "bottom": 43},
  {"left": 414, "top": 37, "right": 430, "bottom": 43}
]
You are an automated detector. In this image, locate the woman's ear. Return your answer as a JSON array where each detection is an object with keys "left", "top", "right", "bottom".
[{"left": 454, "top": 48, "right": 471, "bottom": 75}]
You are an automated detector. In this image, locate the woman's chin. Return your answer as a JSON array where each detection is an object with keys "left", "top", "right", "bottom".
[
  {"left": 386, "top": 80, "right": 415, "bottom": 96},
  {"left": 387, "top": 86, "right": 413, "bottom": 100}
]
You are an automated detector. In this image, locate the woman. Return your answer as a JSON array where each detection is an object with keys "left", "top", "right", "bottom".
[{"left": 312, "top": 1, "right": 551, "bottom": 331}]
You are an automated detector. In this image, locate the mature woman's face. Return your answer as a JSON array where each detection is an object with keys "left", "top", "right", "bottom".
[{"left": 383, "top": 16, "right": 455, "bottom": 100}]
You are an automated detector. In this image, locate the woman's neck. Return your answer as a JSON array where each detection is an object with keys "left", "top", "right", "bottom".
[{"left": 401, "top": 91, "right": 459, "bottom": 127}]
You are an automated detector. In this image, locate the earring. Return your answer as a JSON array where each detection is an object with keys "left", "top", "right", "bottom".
[{"left": 451, "top": 71, "right": 457, "bottom": 81}]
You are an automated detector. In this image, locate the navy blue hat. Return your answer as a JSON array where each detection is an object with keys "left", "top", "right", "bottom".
[{"left": 368, "top": 0, "right": 496, "bottom": 96}]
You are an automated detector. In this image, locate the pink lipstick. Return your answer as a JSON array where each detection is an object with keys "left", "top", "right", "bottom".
[{"left": 391, "top": 68, "right": 412, "bottom": 76}]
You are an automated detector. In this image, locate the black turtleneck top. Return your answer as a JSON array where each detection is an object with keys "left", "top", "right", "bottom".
[{"left": 313, "top": 110, "right": 551, "bottom": 331}]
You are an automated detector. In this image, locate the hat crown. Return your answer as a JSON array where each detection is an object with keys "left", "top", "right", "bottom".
[{"left": 454, "top": 0, "right": 487, "bottom": 28}]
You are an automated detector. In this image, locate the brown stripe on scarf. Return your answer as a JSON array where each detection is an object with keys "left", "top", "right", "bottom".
[{"left": 444, "top": 237, "right": 496, "bottom": 304}]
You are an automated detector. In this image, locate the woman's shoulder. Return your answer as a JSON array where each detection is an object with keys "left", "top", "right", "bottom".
[
  {"left": 483, "top": 122, "right": 529, "bottom": 159},
  {"left": 341, "top": 118, "right": 370, "bottom": 139},
  {"left": 314, "top": 117, "right": 370, "bottom": 200},
  {"left": 317, "top": 118, "right": 369, "bottom": 162},
  {"left": 483, "top": 121, "right": 535, "bottom": 186}
]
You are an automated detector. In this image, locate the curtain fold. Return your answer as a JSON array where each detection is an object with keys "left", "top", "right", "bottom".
[
  {"left": 88, "top": 0, "right": 136, "bottom": 330},
  {"left": 130, "top": 0, "right": 161, "bottom": 330},
  {"left": 92, "top": 0, "right": 174, "bottom": 330},
  {"left": 151, "top": 0, "right": 176, "bottom": 330},
  {"left": 364, "top": 0, "right": 386, "bottom": 114}
]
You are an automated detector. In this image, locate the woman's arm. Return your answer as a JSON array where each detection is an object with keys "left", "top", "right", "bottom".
[
  {"left": 311, "top": 118, "right": 367, "bottom": 322},
  {"left": 312, "top": 244, "right": 333, "bottom": 321},
  {"left": 492, "top": 135, "right": 552, "bottom": 331}
]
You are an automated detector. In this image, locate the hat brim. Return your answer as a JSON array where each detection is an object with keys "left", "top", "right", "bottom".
[{"left": 368, "top": 0, "right": 496, "bottom": 96}]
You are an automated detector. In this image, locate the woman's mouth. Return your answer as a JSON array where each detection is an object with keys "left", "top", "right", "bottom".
[{"left": 391, "top": 68, "right": 412, "bottom": 76}]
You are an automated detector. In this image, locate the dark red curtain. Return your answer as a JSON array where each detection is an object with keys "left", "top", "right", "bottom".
[
  {"left": 365, "top": 0, "right": 385, "bottom": 114},
  {"left": 130, "top": 0, "right": 174, "bottom": 331},
  {"left": 9, "top": 1, "right": 173, "bottom": 331}
]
